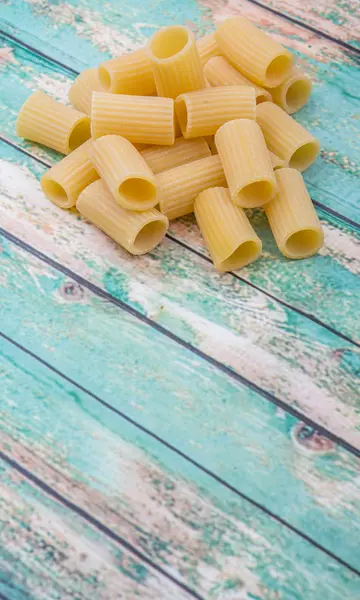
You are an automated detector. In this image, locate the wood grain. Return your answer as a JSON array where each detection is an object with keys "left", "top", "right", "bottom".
[{"left": 1, "top": 336, "right": 359, "bottom": 599}]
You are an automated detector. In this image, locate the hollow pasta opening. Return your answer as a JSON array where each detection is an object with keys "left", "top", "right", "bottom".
[
  {"left": 265, "top": 54, "right": 293, "bottom": 87},
  {"left": 285, "top": 228, "right": 323, "bottom": 258},
  {"left": 285, "top": 79, "right": 312, "bottom": 113},
  {"left": 220, "top": 240, "right": 261, "bottom": 271},
  {"left": 175, "top": 98, "right": 188, "bottom": 134},
  {"left": 238, "top": 180, "right": 274, "bottom": 208},
  {"left": 289, "top": 140, "right": 320, "bottom": 172},
  {"left": 150, "top": 26, "right": 189, "bottom": 60},
  {"left": 68, "top": 118, "right": 91, "bottom": 152},
  {"left": 256, "top": 92, "right": 271, "bottom": 104},
  {"left": 132, "top": 220, "right": 168, "bottom": 254},
  {"left": 41, "top": 179, "right": 70, "bottom": 208},
  {"left": 119, "top": 178, "right": 156, "bottom": 205},
  {"left": 98, "top": 66, "right": 111, "bottom": 90}
]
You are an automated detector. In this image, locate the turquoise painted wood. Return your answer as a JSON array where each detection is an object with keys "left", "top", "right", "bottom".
[
  {"left": 1, "top": 231, "right": 360, "bottom": 572},
  {"left": 1, "top": 1, "right": 359, "bottom": 222},
  {"left": 1, "top": 337, "right": 360, "bottom": 599}
]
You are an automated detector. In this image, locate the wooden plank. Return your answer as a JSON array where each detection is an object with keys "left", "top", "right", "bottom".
[
  {"left": 1, "top": 140, "right": 360, "bottom": 449},
  {"left": 0, "top": 462, "right": 191, "bottom": 600},
  {"left": 247, "top": 0, "right": 360, "bottom": 50},
  {"left": 1, "top": 336, "right": 360, "bottom": 598},
  {"left": 1, "top": 2, "right": 359, "bottom": 223},
  {"left": 1, "top": 228, "right": 360, "bottom": 573}
]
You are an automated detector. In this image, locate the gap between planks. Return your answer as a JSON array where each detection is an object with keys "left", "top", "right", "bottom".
[{"left": 1, "top": 332, "right": 360, "bottom": 579}]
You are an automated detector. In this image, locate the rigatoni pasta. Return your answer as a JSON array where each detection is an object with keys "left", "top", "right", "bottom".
[
  {"left": 158, "top": 154, "right": 226, "bottom": 220},
  {"left": 98, "top": 49, "right": 156, "bottom": 96},
  {"left": 91, "top": 92, "right": 175, "bottom": 145},
  {"left": 16, "top": 91, "right": 91, "bottom": 155},
  {"left": 266, "top": 66, "right": 312, "bottom": 114},
  {"left": 77, "top": 180, "right": 168, "bottom": 255},
  {"left": 146, "top": 25, "right": 206, "bottom": 98},
  {"left": 141, "top": 137, "right": 211, "bottom": 174},
  {"left": 195, "top": 187, "right": 262, "bottom": 271},
  {"left": 216, "top": 17, "right": 293, "bottom": 87},
  {"left": 196, "top": 32, "right": 221, "bottom": 66},
  {"left": 215, "top": 119, "right": 277, "bottom": 208},
  {"left": 265, "top": 168, "right": 324, "bottom": 258},
  {"left": 256, "top": 102, "right": 320, "bottom": 171},
  {"left": 175, "top": 86, "right": 256, "bottom": 138},
  {"left": 204, "top": 56, "right": 271, "bottom": 104},
  {"left": 40, "top": 140, "right": 99, "bottom": 208},
  {"left": 90, "top": 135, "right": 157, "bottom": 211},
  {"left": 68, "top": 68, "right": 104, "bottom": 116},
  {"left": 269, "top": 151, "right": 285, "bottom": 170}
]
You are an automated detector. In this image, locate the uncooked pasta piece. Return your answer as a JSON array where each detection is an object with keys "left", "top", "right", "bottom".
[
  {"left": 146, "top": 25, "right": 206, "bottom": 98},
  {"left": 41, "top": 139, "right": 99, "bottom": 209},
  {"left": 266, "top": 66, "right": 312, "bottom": 114},
  {"left": 98, "top": 48, "right": 156, "bottom": 95},
  {"left": 204, "top": 56, "right": 271, "bottom": 103},
  {"left": 256, "top": 101, "right": 320, "bottom": 171},
  {"left": 196, "top": 32, "right": 221, "bottom": 66},
  {"left": 141, "top": 137, "right": 211, "bottom": 174},
  {"left": 215, "top": 119, "right": 277, "bottom": 208},
  {"left": 77, "top": 180, "right": 168, "bottom": 255},
  {"left": 269, "top": 151, "right": 285, "bottom": 170},
  {"left": 90, "top": 135, "right": 157, "bottom": 211},
  {"left": 68, "top": 68, "right": 104, "bottom": 116},
  {"left": 216, "top": 17, "right": 293, "bottom": 87},
  {"left": 16, "top": 91, "right": 90, "bottom": 154},
  {"left": 265, "top": 168, "right": 324, "bottom": 258},
  {"left": 195, "top": 187, "right": 262, "bottom": 271}
]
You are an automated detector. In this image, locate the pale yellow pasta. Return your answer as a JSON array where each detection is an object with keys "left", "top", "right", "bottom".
[
  {"left": 16, "top": 91, "right": 90, "bottom": 155},
  {"left": 215, "top": 119, "right": 277, "bottom": 208},
  {"left": 196, "top": 32, "right": 221, "bottom": 66},
  {"left": 141, "top": 137, "right": 211, "bottom": 174},
  {"left": 204, "top": 136, "right": 218, "bottom": 154},
  {"left": 41, "top": 140, "right": 99, "bottom": 209},
  {"left": 204, "top": 56, "right": 271, "bottom": 104},
  {"left": 175, "top": 86, "right": 256, "bottom": 138},
  {"left": 98, "top": 49, "right": 156, "bottom": 95},
  {"left": 158, "top": 154, "right": 226, "bottom": 220},
  {"left": 68, "top": 68, "right": 104, "bottom": 116},
  {"left": 77, "top": 180, "right": 168, "bottom": 255},
  {"left": 266, "top": 67, "right": 312, "bottom": 114},
  {"left": 146, "top": 25, "right": 206, "bottom": 99},
  {"left": 195, "top": 187, "right": 262, "bottom": 271},
  {"left": 265, "top": 168, "right": 323, "bottom": 258},
  {"left": 90, "top": 135, "right": 157, "bottom": 211},
  {"left": 269, "top": 151, "right": 285, "bottom": 170},
  {"left": 256, "top": 102, "right": 320, "bottom": 171},
  {"left": 91, "top": 92, "right": 175, "bottom": 145},
  {"left": 216, "top": 17, "right": 293, "bottom": 88}
]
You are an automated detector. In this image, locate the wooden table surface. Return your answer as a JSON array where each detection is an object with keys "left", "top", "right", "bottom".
[{"left": 0, "top": 0, "right": 359, "bottom": 598}]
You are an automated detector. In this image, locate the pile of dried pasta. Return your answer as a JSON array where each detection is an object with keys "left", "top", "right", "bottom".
[{"left": 16, "top": 17, "right": 324, "bottom": 271}]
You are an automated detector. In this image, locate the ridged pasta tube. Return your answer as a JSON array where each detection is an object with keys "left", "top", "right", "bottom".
[
  {"left": 91, "top": 92, "right": 175, "bottom": 145},
  {"left": 256, "top": 102, "right": 320, "bottom": 171},
  {"left": 215, "top": 119, "right": 277, "bottom": 208},
  {"left": 98, "top": 49, "right": 156, "bottom": 95},
  {"left": 196, "top": 32, "right": 221, "bottom": 66},
  {"left": 146, "top": 25, "right": 206, "bottom": 98},
  {"left": 77, "top": 180, "right": 168, "bottom": 255},
  {"left": 266, "top": 67, "right": 312, "bottom": 114},
  {"left": 41, "top": 140, "right": 99, "bottom": 209},
  {"left": 68, "top": 68, "right": 104, "bottom": 116},
  {"left": 269, "top": 151, "right": 285, "bottom": 170},
  {"left": 141, "top": 137, "right": 211, "bottom": 174},
  {"left": 195, "top": 187, "right": 262, "bottom": 271},
  {"left": 216, "top": 17, "right": 293, "bottom": 88},
  {"left": 265, "top": 168, "right": 324, "bottom": 258},
  {"left": 90, "top": 135, "right": 157, "bottom": 211},
  {"left": 157, "top": 154, "right": 226, "bottom": 220},
  {"left": 16, "top": 91, "right": 90, "bottom": 155},
  {"left": 175, "top": 86, "right": 256, "bottom": 138},
  {"left": 204, "top": 56, "right": 271, "bottom": 104}
]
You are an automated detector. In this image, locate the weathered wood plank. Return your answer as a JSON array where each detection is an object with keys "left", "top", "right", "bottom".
[
  {"left": 1, "top": 229, "right": 360, "bottom": 572},
  {"left": 248, "top": 0, "right": 360, "bottom": 49},
  {"left": 0, "top": 460, "right": 191, "bottom": 600},
  {"left": 1, "top": 335, "right": 360, "bottom": 598},
  {"left": 1, "top": 140, "right": 360, "bottom": 449},
  {"left": 1, "top": 1, "right": 359, "bottom": 222}
]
